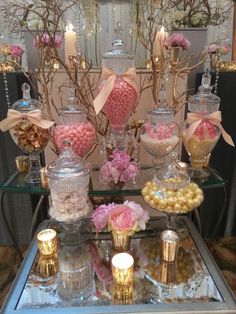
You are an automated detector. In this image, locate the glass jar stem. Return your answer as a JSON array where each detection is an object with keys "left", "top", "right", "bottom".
[{"left": 26, "top": 154, "right": 42, "bottom": 185}]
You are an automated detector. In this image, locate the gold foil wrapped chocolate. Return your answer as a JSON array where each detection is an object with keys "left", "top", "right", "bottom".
[{"left": 10, "top": 121, "right": 50, "bottom": 154}]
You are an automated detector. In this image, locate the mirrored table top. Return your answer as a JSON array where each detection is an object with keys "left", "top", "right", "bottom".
[{"left": 2, "top": 217, "right": 235, "bottom": 314}]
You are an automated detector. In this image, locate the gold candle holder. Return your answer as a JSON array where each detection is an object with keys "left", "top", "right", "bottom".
[
  {"left": 37, "top": 229, "right": 58, "bottom": 256},
  {"left": 37, "top": 254, "right": 58, "bottom": 278},
  {"left": 112, "top": 284, "right": 133, "bottom": 305},
  {"left": 159, "top": 260, "right": 177, "bottom": 284},
  {"left": 160, "top": 230, "right": 180, "bottom": 262},
  {"left": 112, "top": 252, "right": 134, "bottom": 286},
  {"left": 40, "top": 167, "right": 49, "bottom": 188},
  {"left": 15, "top": 155, "right": 30, "bottom": 174}
]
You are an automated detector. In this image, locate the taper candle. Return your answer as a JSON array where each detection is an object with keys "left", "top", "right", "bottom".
[{"left": 64, "top": 24, "right": 76, "bottom": 65}]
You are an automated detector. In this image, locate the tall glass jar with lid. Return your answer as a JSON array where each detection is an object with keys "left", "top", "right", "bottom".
[{"left": 182, "top": 71, "right": 221, "bottom": 178}]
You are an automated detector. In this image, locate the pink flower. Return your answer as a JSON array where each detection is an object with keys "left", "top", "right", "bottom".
[
  {"left": 120, "top": 162, "right": 139, "bottom": 183},
  {"left": 33, "top": 33, "right": 63, "bottom": 48},
  {"left": 220, "top": 43, "right": 231, "bottom": 55},
  {"left": 99, "top": 162, "right": 120, "bottom": 184},
  {"left": 111, "top": 149, "right": 131, "bottom": 171},
  {"left": 109, "top": 205, "right": 136, "bottom": 232},
  {"left": 166, "top": 33, "right": 191, "bottom": 50},
  {"left": 10, "top": 45, "right": 23, "bottom": 58},
  {"left": 207, "top": 43, "right": 220, "bottom": 54},
  {"left": 123, "top": 201, "right": 149, "bottom": 230},
  {"left": 92, "top": 203, "right": 116, "bottom": 232}
]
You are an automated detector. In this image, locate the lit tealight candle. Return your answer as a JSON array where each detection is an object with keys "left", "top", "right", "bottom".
[
  {"left": 112, "top": 252, "right": 134, "bottom": 286},
  {"left": 64, "top": 24, "right": 77, "bottom": 65},
  {"left": 37, "top": 229, "right": 58, "bottom": 256}
]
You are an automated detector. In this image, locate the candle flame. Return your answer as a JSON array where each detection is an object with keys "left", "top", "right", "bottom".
[
  {"left": 160, "top": 26, "right": 165, "bottom": 33},
  {"left": 66, "top": 23, "right": 74, "bottom": 32}
]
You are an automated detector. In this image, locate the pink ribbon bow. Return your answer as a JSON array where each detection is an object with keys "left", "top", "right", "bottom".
[
  {"left": 0, "top": 109, "right": 55, "bottom": 132},
  {"left": 186, "top": 111, "right": 235, "bottom": 147},
  {"left": 93, "top": 67, "right": 139, "bottom": 115}
]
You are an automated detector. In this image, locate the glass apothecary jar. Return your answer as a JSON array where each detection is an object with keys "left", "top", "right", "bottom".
[
  {"left": 58, "top": 241, "right": 94, "bottom": 302},
  {"left": 142, "top": 154, "right": 204, "bottom": 229},
  {"left": 0, "top": 83, "right": 54, "bottom": 185},
  {"left": 94, "top": 22, "right": 139, "bottom": 149},
  {"left": 47, "top": 144, "right": 90, "bottom": 224},
  {"left": 53, "top": 87, "right": 96, "bottom": 158},
  {"left": 140, "top": 108, "right": 179, "bottom": 171},
  {"left": 182, "top": 71, "right": 221, "bottom": 178}
]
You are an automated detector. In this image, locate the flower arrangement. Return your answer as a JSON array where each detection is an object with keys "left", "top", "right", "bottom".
[
  {"left": 92, "top": 201, "right": 149, "bottom": 235},
  {"left": 99, "top": 149, "right": 139, "bottom": 185},
  {"left": 0, "top": 44, "right": 23, "bottom": 59},
  {"left": 207, "top": 43, "right": 231, "bottom": 55},
  {"left": 33, "top": 33, "right": 63, "bottom": 48},
  {"left": 165, "top": 33, "right": 191, "bottom": 50}
]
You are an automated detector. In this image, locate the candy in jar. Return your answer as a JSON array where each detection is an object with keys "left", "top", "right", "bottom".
[
  {"left": 47, "top": 144, "right": 90, "bottom": 223},
  {"left": 53, "top": 86, "right": 96, "bottom": 158}
]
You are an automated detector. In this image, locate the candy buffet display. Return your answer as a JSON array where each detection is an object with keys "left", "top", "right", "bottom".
[
  {"left": 53, "top": 86, "right": 96, "bottom": 158},
  {"left": 182, "top": 71, "right": 234, "bottom": 178},
  {"left": 0, "top": 83, "right": 54, "bottom": 185},
  {"left": 93, "top": 22, "right": 138, "bottom": 149},
  {"left": 46, "top": 144, "right": 90, "bottom": 223}
]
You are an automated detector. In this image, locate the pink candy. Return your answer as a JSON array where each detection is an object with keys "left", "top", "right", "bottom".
[
  {"left": 144, "top": 121, "right": 175, "bottom": 140},
  {"left": 53, "top": 121, "right": 96, "bottom": 157},
  {"left": 194, "top": 121, "right": 218, "bottom": 140},
  {"left": 100, "top": 78, "right": 138, "bottom": 129}
]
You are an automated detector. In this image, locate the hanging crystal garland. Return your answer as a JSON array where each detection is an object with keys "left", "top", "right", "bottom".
[
  {"left": 213, "top": 50, "right": 221, "bottom": 95},
  {"left": 76, "top": 4, "right": 81, "bottom": 56},
  {"left": 3, "top": 72, "right": 11, "bottom": 108}
]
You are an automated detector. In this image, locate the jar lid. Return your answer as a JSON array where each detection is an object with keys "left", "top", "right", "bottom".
[
  {"left": 47, "top": 143, "right": 90, "bottom": 179},
  {"left": 154, "top": 153, "right": 190, "bottom": 189},
  {"left": 103, "top": 22, "right": 134, "bottom": 60},
  {"left": 188, "top": 71, "right": 220, "bottom": 111},
  {"left": 11, "top": 83, "right": 41, "bottom": 112},
  {"left": 60, "top": 84, "right": 86, "bottom": 116}
]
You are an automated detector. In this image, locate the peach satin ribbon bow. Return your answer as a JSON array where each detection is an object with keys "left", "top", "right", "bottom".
[
  {"left": 93, "top": 67, "right": 139, "bottom": 115},
  {"left": 186, "top": 111, "right": 235, "bottom": 147},
  {"left": 0, "top": 109, "right": 55, "bottom": 132}
]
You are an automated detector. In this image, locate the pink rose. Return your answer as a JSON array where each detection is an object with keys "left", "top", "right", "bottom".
[
  {"left": 10, "top": 45, "right": 23, "bottom": 58},
  {"left": 120, "top": 162, "right": 139, "bottom": 183},
  {"left": 99, "top": 162, "right": 121, "bottom": 184},
  {"left": 123, "top": 201, "right": 149, "bottom": 230},
  {"left": 166, "top": 33, "right": 191, "bottom": 50},
  {"left": 33, "top": 33, "right": 63, "bottom": 48},
  {"left": 92, "top": 203, "right": 116, "bottom": 232},
  {"left": 111, "top": 149, "right": 131, "bottom": 171},
  {"left": 109, "top": 205, "right": 136, "bottom": 232}
]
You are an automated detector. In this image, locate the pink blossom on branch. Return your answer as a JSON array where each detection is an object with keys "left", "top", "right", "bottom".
[
  {"left": 165, "top": 32, "right": 191, "bottom": 50},
  {"left": 33, "top": 33, "right": 63, "bottom": 48},
  {"left": 10, "top": 45, "right": 23, "bottom": 58}
]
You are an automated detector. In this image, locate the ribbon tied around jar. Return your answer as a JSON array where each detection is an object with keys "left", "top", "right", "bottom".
[
  {"left": 0, "top": 109, "right": 55, "bottom": 132},
  {"left": 93, "top": 67, "right": 139, "bottom": 115},
  {"left": 185, "top": 111, "right": 235, "bottom": 147}
]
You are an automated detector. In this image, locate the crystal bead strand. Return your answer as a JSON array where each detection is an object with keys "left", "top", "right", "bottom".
[
  {"left": 3, "top": 72, "right": 11, "bottom": 108},
  {"left": 214, "top": 51, "right": 220, "bottom": 95}
]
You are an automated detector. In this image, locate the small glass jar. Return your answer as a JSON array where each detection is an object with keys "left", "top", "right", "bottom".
[
  {"left": 47, "top": 144, "right": 90, "bottom": 223},
  {"left": 53, "top": 89, "right": 96, "bottom": 158},
  {"left": 9, "top": 83, "right": 51, "bottom": 185},
  {"left": 140, "top": 108, "right": 179, "bottom": 170},
  {"left": 182, "top": 71, "right": 221, "bottom": 178},
  {"left": 57, "top": 242, "right": 94, "bottom": 302}
]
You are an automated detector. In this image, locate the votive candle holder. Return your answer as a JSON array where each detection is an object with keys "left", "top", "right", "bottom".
[{"left": 37, "top": 229, "right": 58, "bottom": 256}]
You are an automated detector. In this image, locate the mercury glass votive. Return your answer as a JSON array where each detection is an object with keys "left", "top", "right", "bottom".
[
  {"left": 112, "top": 252, "right": 134, "bottom": 286},
  {"left": 160, "top": 230, "right": 180, "bottom": 262},
  {"left": 37, "top": 229, "right": 58, "bottom": 256},
  {"left": 40, "top": 167, "right": 49, "bottom": 188},
  {"left": 37, "top": 254, "right": 58, "bottom": 278},
  {"left": 15, "top": 155, "right": 30, "bottom": 174}
]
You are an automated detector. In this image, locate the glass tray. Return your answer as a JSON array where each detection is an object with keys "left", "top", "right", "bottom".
[
  {"left": 5, "top": 217, "right": 235, "bottom": 314},
  {"left": 0, "top": 166, "right": 225, "bottom": 196}
]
